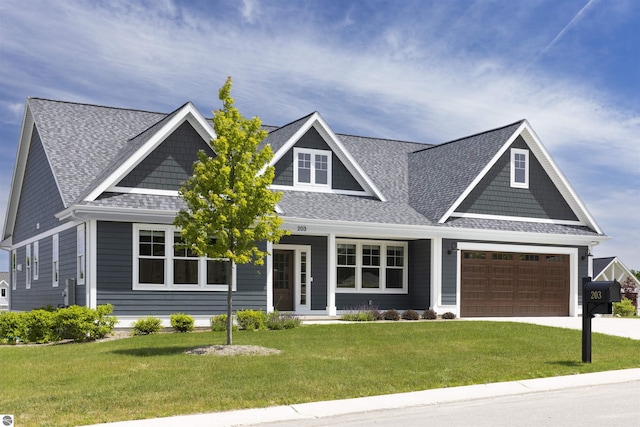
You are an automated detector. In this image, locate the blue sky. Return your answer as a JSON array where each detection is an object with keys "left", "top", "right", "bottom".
[{"left": 0, "top": 0, "right": 638, "bottom": 270}]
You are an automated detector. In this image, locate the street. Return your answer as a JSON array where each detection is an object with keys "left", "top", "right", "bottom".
[{"left": 258, "top": 380, "right": 640, "bottom": 427}]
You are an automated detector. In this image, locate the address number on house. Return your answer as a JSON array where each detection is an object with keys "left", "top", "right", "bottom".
[{"left": 297, "top": 226, "right": 307, "bottom": 232}]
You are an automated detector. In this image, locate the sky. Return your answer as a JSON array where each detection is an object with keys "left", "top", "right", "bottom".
[{"left": 0, "top": 0, "right": 638, "bottom": 271}]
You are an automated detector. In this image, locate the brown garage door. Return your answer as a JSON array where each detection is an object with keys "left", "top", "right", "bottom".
[{"left": 460, "top": 251, "right": 569, "bottom": 317}]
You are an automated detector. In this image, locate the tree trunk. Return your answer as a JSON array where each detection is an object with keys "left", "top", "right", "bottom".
[{"left": 226, "top": 260, "right": 233, "bottom": 345}]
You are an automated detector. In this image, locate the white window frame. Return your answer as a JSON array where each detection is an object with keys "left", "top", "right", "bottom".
[
  {"left": 12, "top": 250, "right": 17, "bottom": 290},
  {"left": 510, "top": 148, "right": 529, "bottom": 189},
  {"left": 52, "top": 234, "right": 59, "bottom": 288},
  {"left": 132, "top": 224, "right": 235, "bottom": 291},
  {"left": 33, "top": 241, "right": 39, "bottom": 281},
  {"left": 77, "top": 224, "right": 86, "bottom": 285},
  {"left": 293, "top": 147, "right": 332, "bottom": 188},
  {"left": 25, "top": 245, "right": 31, "bottom": 289},
  {"left": 335, "top": 239, "right": 408, "bottom": 294}
]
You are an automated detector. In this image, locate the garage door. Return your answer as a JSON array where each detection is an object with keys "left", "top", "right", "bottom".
[{"left": 460, "top": 251, "right": 569, "bottom": 317}]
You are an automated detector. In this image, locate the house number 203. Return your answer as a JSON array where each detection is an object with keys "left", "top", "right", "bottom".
[
  {"left": 297, "top": 225, "right": 307, "bottom": 232},
  {"left": 590, "top": 290, "right": 602, "bottom": 300}
]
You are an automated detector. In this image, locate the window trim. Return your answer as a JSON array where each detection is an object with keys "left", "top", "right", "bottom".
[
  {"left": 132, "top": 224, "right": 235, "bottom": 291},
  {"left": 77, "top": 224, "right": 86, "bottom": 285},
  {"left": 52, "top": 234, "right": 59, "bottom": 288},
  {"left": 335, "top": 239, "right": 408, "bottom": 294},
  {"left": 33, "top": 241, "right": 39, "bottom": 281},
  {"left": 293, "top": 147, "right": 332, "bottom": 188},
  {"left": 25, "top": 245, "right": 31, "bottom": 289},
  {"left": 510, "top": 148, "right": 529, "bottom": 189}
]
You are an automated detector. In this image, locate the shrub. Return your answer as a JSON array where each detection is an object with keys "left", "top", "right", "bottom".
[
  {"left": 422, "top": 309, "right": 438, "bottom": 320},
  {"left": 132, "top": 317, "right": 163, "bottom": 335},
  {"left": 613, "top": 298, "right": 637, "bottom": 317},
  {"left": 236, "top": 309, "right": 267, "bottom": 330},
  {"left": 401, "top": 309, "right": 420, "bottom": 320},
  {"left": 372, "top": 310, "right": 384, "bottom": 321},
  {"left": 383, "top": 309, "right": 400, "bottom": 321},
  {"left": 211, "top": 314, "right": 230, "bottom": 332},
  {"left": 23, "top": 309, "right": 58, "bottom": 343},
  {"left": 56, "top": 304, "right": 117, "bottom": 342},
  {"left": 0, "top": 311, "right": 26, "bottom": 344},
  {"left": 266, "top": 311, "right": 301, "bottom": 330},
  {"left": 442, "top": 311, "right": 456, "bottom": 320},
  {"left": 342, "top": 311, "right": 375, "bottom": 322},
  {"left": 170, "top": 313, "right": 195, "bottom": 332}
]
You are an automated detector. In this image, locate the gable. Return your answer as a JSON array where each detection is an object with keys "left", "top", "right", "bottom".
[
  {"left": 273, "top": 126, "right": 364, "bottom": 192},
  {"left": 116, "top": 121, "right": 214, "bottom": 191},
  {"left": 13, "top": 124, "right": 66, "bottom": 243},
  {"left": 454, "top": 136, "right": 578, "bottom": 221}
]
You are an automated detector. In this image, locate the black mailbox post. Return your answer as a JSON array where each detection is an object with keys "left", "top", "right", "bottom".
[{"left": 582, "top": 277, "right": 621, "bottom": 363}]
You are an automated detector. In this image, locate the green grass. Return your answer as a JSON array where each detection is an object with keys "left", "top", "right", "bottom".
[{"left": 2, "top": 321, "right": 639, "bottom": 426}]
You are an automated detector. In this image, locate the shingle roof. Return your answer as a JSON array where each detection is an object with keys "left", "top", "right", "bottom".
[
  {"left": 592, "top": 257, "right": 616, "bottom": 276},
  {"left": 408, "top": 120, "right": 524, "bottom": 222},
  {"left": 28, "top": 98, "right": 167, "bottom": 206},
  {"left": 25, "top": 99, "right": 599, "bottom": 237}
]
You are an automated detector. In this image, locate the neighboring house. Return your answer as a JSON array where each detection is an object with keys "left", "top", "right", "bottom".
[
  {"left": 1, "top": 98, "right": 608, "bottom": 323},
  {"left": 592, "top": 256, "right": 639, "bottom": 311},
  {"left": 0, "top": 272, "right": 8, "bottom": 310}
]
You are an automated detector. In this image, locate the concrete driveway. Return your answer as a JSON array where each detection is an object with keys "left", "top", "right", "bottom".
[{"left": 463, "top": 316, "right": 640, "bottom": 340}]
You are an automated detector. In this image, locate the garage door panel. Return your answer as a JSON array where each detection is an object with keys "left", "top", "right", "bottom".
[{"left": 461, "top": 250, "right": 569, "bottom": 317}]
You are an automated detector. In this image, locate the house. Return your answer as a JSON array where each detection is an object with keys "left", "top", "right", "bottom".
[
  {"left": 592, "top": 256, "right": 639, "bottom": 312},
  {"left": 0, "top": 272, "right": 8, "bottom": 310},
  {"left": 1, "top": 98, "right": 608, "bottom": 324}
]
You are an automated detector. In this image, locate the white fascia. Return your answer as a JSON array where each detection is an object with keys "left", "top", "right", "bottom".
[
  {"left": 84, "top": 103, "right": 215, "bottom": 202},
  {"left": 280, "top": 216, "right": 609, "bottom": 246},
  {"left": 269, "top": 112, "right": 387, "bottom": 202},
  {"left": 57, "top": 205, "right": 178, "bottom": 225}
]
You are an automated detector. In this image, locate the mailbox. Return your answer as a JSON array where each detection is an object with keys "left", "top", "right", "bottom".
[{"left": 584, "top": 280, "right": 621, "bottom": 314}]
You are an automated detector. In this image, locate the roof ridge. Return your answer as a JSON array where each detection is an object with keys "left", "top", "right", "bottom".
[
  {"left": 28, "top": 97, "right": 166, "bottom": 116},
  {"left": 412, "top": 119, "right": 526, "bottom": 154},
  {"left": 268, "top": 111, "right": 317, "bottom": 134},
  {"left": 336, "top": 131, "right": 430, "bottom": 146}
]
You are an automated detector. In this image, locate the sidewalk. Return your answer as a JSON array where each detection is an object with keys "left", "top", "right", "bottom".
[{"left": 85, "top": 368, "right": 640, "bottom": 427}]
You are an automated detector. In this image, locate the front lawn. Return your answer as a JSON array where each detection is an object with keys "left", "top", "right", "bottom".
[{"left": 2, "top": 321, "right": 639, "bottom": 426}]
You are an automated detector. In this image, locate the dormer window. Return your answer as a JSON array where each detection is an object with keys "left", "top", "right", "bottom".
[
  {"left": 510, "top": 148, "right": 529, "bottom": 189},
  {"left": 294, "top": 147, "right": 331, "bottom": 187}
]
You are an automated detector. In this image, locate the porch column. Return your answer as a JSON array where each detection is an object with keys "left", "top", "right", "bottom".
[
  {"left": 266, "top": 241, "right": 274, "bottom": 312},
  {"left": 327, "top": 233, "right": 336, "bottom": 316},
  {"left": 430, "top": 236, "right": 443, "bottom": 312},
  {"left": 87, "top": 219, "right": 97, "bottom": 309}
]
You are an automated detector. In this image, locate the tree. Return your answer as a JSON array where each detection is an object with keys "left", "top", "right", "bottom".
[{"left": 175, "top": 77, "right": 288, "bottom": 345}]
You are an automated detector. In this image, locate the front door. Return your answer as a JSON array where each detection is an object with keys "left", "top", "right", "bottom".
[{"left": 273, "top": 250, "right": 294, "bottom": 311}]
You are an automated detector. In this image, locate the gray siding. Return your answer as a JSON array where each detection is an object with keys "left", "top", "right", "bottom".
[
  {"left": 272, "top": 127, "right": 363, "bottom": 192},
  {"left": 13, "top": 125, "right": 66, "bottom": 243},
  {"left": 408, "top": 239, "right": 431, "bottom": 309},
  {"left": 456, "top": 137, "right": 578, "bottom": 220},
  {"left": 10, "top": 227, "right": 78, "bottom": 310},
  {"left": 117, "top": 122, "right": 214, "bottom": 190},
  {"left": 95, "top": 221, "right": 267, "bottom": 316},
  {"left": 441, "top": 239, "right": 458, "bottom": 305}
]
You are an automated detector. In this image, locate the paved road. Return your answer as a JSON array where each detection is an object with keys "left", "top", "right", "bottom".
[{"left": 257, "top": 380, "right": 640, "bottom": 427}]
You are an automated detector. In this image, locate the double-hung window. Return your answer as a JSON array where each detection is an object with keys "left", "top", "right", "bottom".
[
  {"left": 33, "top": 241, "right": 39, "bottom": 281},
  {"left": 510, "top": 148, "right": 529, "bottom": 188},
  {"left": 336, "top": 240, "right": 408, "bottom": 293},
  {"left": 77, "top": 224, "right": 85, "bottom": 285},
  {"left": 294, "top": 147, "right": 331, "bottom": 187},
  {"left": 12, "top": 250, "right": 17, "bottom": 290},
  {"left": 133, "top": 224, "right": 232, "bottom": 290},
  {"left": 25, "top": 245, "right": 31, "bottom": 289},
  {"left": 52, "top": 234, "right": 59, "bottom": 287}
]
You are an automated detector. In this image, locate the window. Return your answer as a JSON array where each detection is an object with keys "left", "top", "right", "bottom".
[
  {"left": 12, "top": 251, "right": 17, "bottom": 290},
  {"left": 510, "top": 148, "right": 529, "bottom": 188},
  {"left": 133, "top": 224, "right": 232, "bottom": 290},
  {"left": 33, "top": 241, "right": 39, "bottom": 281},
  {"left": 1, "top": 288, "right": 5, "bottom": 298},
  {"left": 77, "top": 224, "right": 85, "bottom": 285},
  {"left": 294, "top": 147, "right": 331, "bottom": 187},
  {"left": 336, "top": 240, "right": 408, "bottom": 293},
  {"left": 52, "top": 234, "right": 59, "bottom": 287},
  {"left": 25, "top": 245, "right": 31, "bottom": 289}
]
